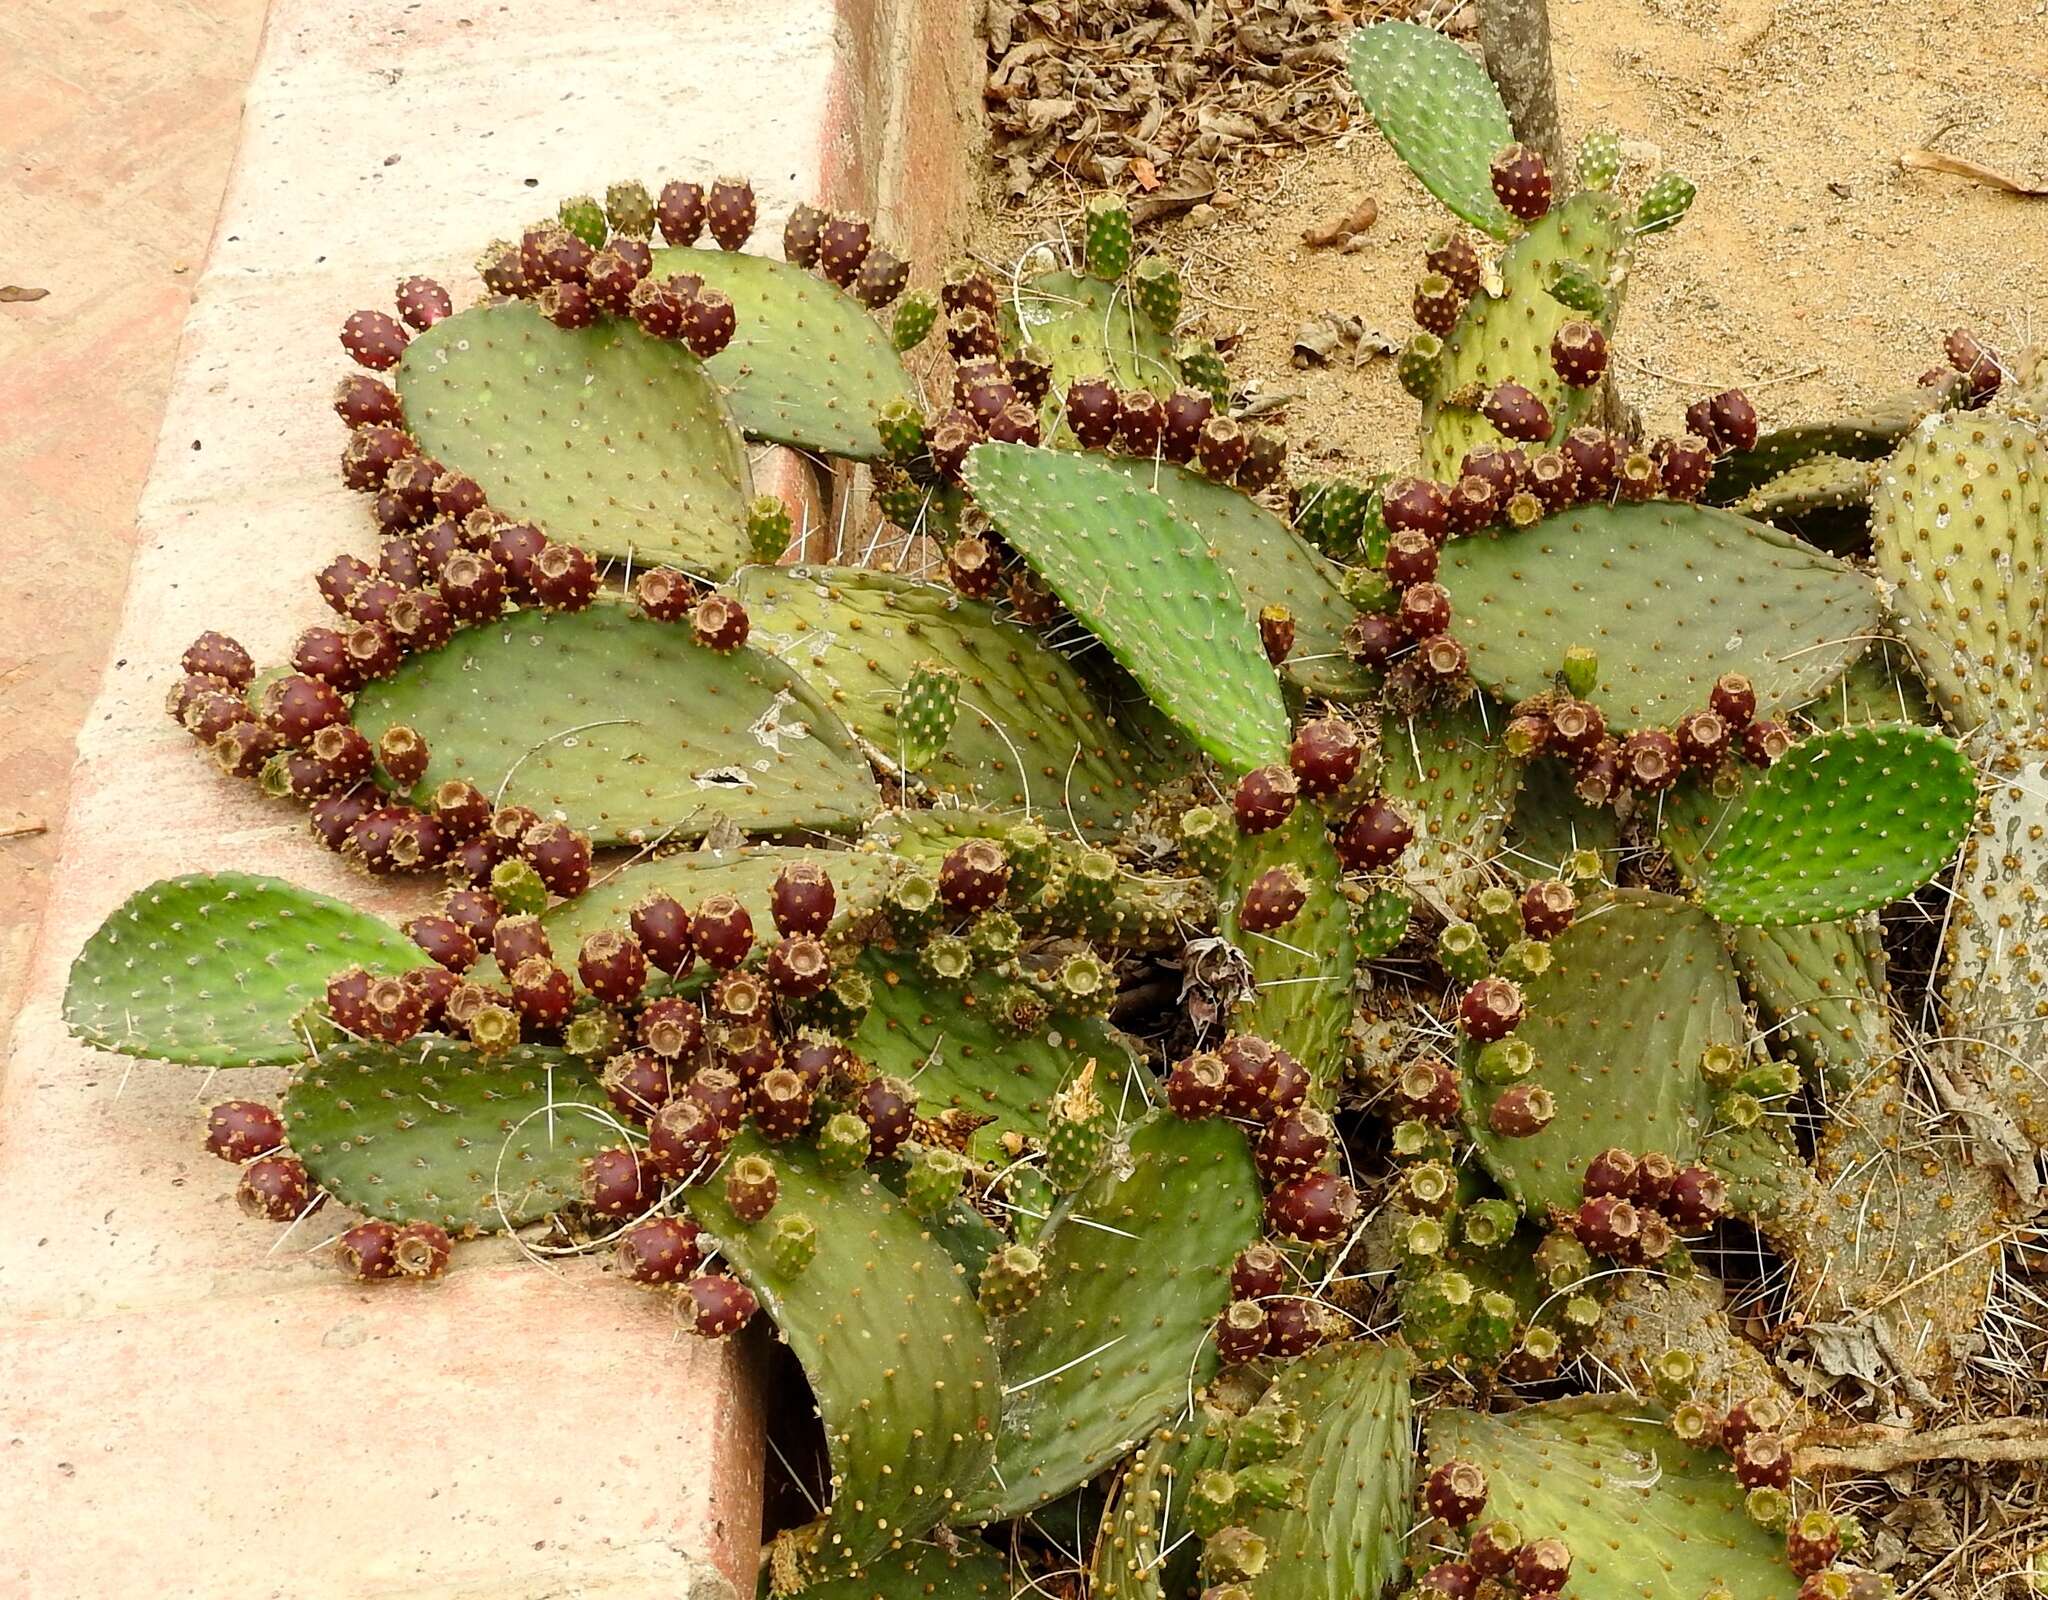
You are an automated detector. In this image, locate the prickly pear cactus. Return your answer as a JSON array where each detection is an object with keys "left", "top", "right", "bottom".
[{"left": 1347, "top": 22, "right": 1516, "bottom": 237}]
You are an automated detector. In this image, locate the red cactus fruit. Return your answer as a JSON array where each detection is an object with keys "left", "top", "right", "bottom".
[
  {"left": 288, "top": 626, "right": 357, "bottom": 692},
  {"left": 627, "top": 893, "right": 694, "bottom": 978},
  {"left": 1233, "top": 764, "right": 1300, "bottom": 834},
  {"left": 394, "top": 275, "right": 453, "bottom": 331},
  {"left": 1259, "top": 604, "right": 1296, "bottom": 665},
  {"left": 1256, "top": 1108, "right": 1335, "bottom": 1185},
  {"left": 205, "top": 1100, "right": 285, "bottom": 1162},
  {"left": 1615, "top": 450, "right": 1661, "bottom": 501},
  {"left": 372, "top": 725, "right": 427, "bottom": 792},
  {"left": 1503, "top": 713, "right": 1550, "bottom": 759},
  {"left": 577, "top": 929, "right": 649, "bottom": 1006},
  {"left": 1289, "top": 717, "right": 1364, "bottom": 798},
  {"left": 491, "top": 915, "right": 551, "bottom": 972},
  {"left": 584, "top": 249, "right": 641, "bottom": 315},
  {"left": 1489, "top": 143, "right": 1552, "bottom": 220},
  {"left": 1417, "top": 634, "right": 1466, "bottom": 682},
  {"left": 338, "top": 1220, "right": 402, "bottom": 1281},
  {"left": 1334, "top": 797, "right": 1414, "bottom": 873},
  {"left": 854, "top": 247, "right": 909, "bottom": 309},
  {"left": 815, "top": 213, "right": 873, "bottom": 288},
  {"left": 1547, "top": 699, "right": 1607, "bottom": 764},
  {"left": 1467, "top": 1523, "right": 1521, "bottom": 1578},
  {"left": 1419, "top": 1560, "right": 1477, "bottom": 1600},
  {"left": 1574, "top": 1193, "right": 1642, "bottom": 1257},
  {"left": 1117, "top": 389, "right": 1168, "bottom": 455},
  {"left": 762, "top": 861, "right": 835, "bottom": 937},
  {"left": 1424, "top": 229, "right": 1484, "bottom": 296},
  {"left": 1582, "top": 1147, "right": 1640, "bottom": 1200},
  {"left": 616, "top": 1216, "right": 705, "bottom": 1285},
  {"left": 1526, "top": 449, "right": 1579, "bottom": 511},
  {"left": 1621, "top": 728, "right": 1681, "bottom": 792},
  {"left": 403, "top": 913, "right": 478, "bottom": 974},
  {"left": 704, "top": 176, "right": 756, "bottom": 251},
  {"left": 690, "top": 593, "right": 750, "bottom": 653},
  {"left": 1723, "top": 1392, "right": 1792, "bottom": 1447},
  {"left": 341, "top": 308, "right": 409, "bottom": 369},
  {"left": 1344, "top": 610, "right": 1399, "bottom": 667},
  {"left": 1165, "top": 1051, "right": 1228, "bottom": 1118},
  {"left": 1218, "top": 1036, "right": 1282, "bottom": 1119},
  {"left": 1412, "top": 271, "right": 1465, "bottom": 336},
  {"left": 1161, "top": 390, "right": 1213, "bottom": 463},
  {"left": 1265, "top": 1171, "right": 1360, "bottom": 1245},
  {"left": 648, "top": 1097, "right": 730, "bottom": 1180},
  {"left": 599, "top": 1051, "right": 670, "bottom": 1124},
  {"left": 681, "top": 288, "right": 738, "bottom": 359},
  {"left": 260, "top": 674, "right": 348, "bottom": 747},
  {"left": 1005, "top": 348, "right": 1055, "bottom": 412},
  {"left": 689, "top": 1064, "right": 752, "bottom": 1128},
  {"left": 1635, "top": 1149, "right": 1679, "bottom": 1210},
  {"left": 422, "top": 782, "right": 489, "bottom": 844},
  {"left": 1785, "top": 1512, "right": 1841, "bottom": 1578},
  {"left": 1519, "top": 879, "right": 1577, "bottom": 940},
  {"left": 1709, "top": 672, "right": 1758, "bottom": 729},
  {"left": 1231, "top": 1241, "right": 1289, "bottom": 1301},
  {"left": 1514, "top": 1537, "right": 1571, "bottom": 1595},
  {"left": 1460, "top": 975, "right": 1525, "bottom": 1043},
  {"left": 1666, "top": 1164, "right": 1729, "bottom": 1229},
  {"left": 1397, "top": 581, "right": 1453, "bottom": 640},
  {"left": 388, "top": 1221, "right": 451, "bottom": 1280},
  {"left": 1197, "top": 415, "right": 1250, "bottom": 482},
  {"left": 1481, "top": 381, "right": 1552, "bottom": 444},
  {"left": 856, "top": 1075, "right": 916, "bottom": 1160},
  {"left": 1561, "top": 426, "right": 1620, "bottom": 500},
  {"left": 622, "top": 566, "right": 690, "bottom": 625},
  {"left": 1383, "top": 527, "right": 1440, "bottom": 590},
  {"left": 984, "top": 397, "right": 1043, "bottom": 447},
  {"left": 580, "top": 1146, "right": 657, "bottom": 1221},
  {"left": 1215, "top": 1298, "right": 1272, "bottom": 1364},
  {"left": 1425, "top": 1459, "right": 1490, "bottom": 1527},
  {"left": 1742, "top": 718, "right": 1792, "bottom": 766},
  {"left": 1733, "top": 1431, "right": 1792, "bottom": 1489},
  {"left": 1673, "top": 708, "right": 1731, "bottom": 772},
  {"left": 318, "top": 553, "right": 376, "bottom": 613},
  {"left": 236, "top": 1154, "right": 316, "bottom": 1221},
  {"left": 440, "top": 886, "right": 502, "bottom": 949},
  {"left": 1442, "top": 472, "right": 1498, "bottom": 534},
  {"left": 687, "top": 894, "right": 755, "bottom": 970},
  {"left": 1652, "top": 434, "right": 1715, "bottom": 501},
  {"left": 334, "top": 372, "right": 405, "bottom": 428},
  {"left": 342, "top": 620, "right": 402, "bottom": 683},
  {"left": 1238, "top": 865, "right": 1309, "bottom": 934},
  {"left": 946, "top": 533, "right": 1004, "bottom": 598},
  {"left": 724, "top": 1154, "right": 781, "bottom": 1222},
  {"left": 538, "top": 282, "right": 599, "bottom": 330},
  {"left": 342, "top": 575, "right": 408, "bottom": 627},
  {"left": 752, "top": 1067, "right": 816, "bottom": 1143},
  {"left": 530, "top": 541, "right": 599, "bottom": 611},
  {"left": 655, "top": 179, "right": 707, "bottom": 246},
  {"left": 641, "top": 997, "right": 708, "bottom": 1065},
  {"left": 948, "top": 313, "right": 1004, "bottom": 368},
  {"left": 1550, "top": 320, "right": 1609, "bottom": 387},
  {"left": 1707, "top": 388, "right": 1760, "bottom": 452},
  {"left": 1063, "top": 377, "right": 1122, "bottom": 449},
  {"left": 1263, "top": 1296, "right": 1326, "bottom": 1358},
  {"left": 181, "top": 631, "right": 255, "bottom": 688},
  {"left": 1461, "top": 446, "right": 1527, "bottom": 499},
  {"left": 1382, "top": 476, "right": 1451, "bottom": 543},
  {"left": 1487, "top": 1082, "right": 1554, "bottom": 1137},
  {"left": 938, "top": 839, "right": 1011, "bottom": 912},
  {"left": 764, "top": 935, "right": 831, "bottom": 999},
  {"left": 309, "top": 790, "right": 373, "bottom": 853},
  {"left": 506, "top": 957, "right": 574, "bottom": 1029},
  {"left": 1398, "top": 1059, "right": 1461, "bottom": 1123},
  {"left": 521, "top": 820, "right": 592, "bottom": 899},
  {"left": 628, "top": 277, "right": 687, "bottom": 339},
  {"left": 213, "top": 720, "right": 283, "bottom": 779}
]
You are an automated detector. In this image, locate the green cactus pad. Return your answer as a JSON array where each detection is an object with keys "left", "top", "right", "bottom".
[
  {"left": 1382, "top": 698, "right": 1524, "bottom": 916},
  {"left": 1735, "top": 452, "right": 1879, "bottom": 524},
  {"left": 347, "top": 601, "right": 880, "bottom": 845},
  {"left": 787, "top": 1543, "right": 1008, "bottom": 1600},
  {"left": 653, "top": 246, "right": 916, "bottom": 462},
  {"left": 899, "top": 661, "right": 961, "bottom": 772},
  {"left": 1008, "top": 271, "right": 1178, "bottom": 413},
  {"left": 1347, "top": 22, "right": 1516, "bottom": 238},
  {"left": 955, "top": 1113, "right": 1262, "bottom": 1523},
  {"left": 1219, "top": 807, "right": 1359, "bottom": 1096},
  {"left": 1797, "top": 635, "right": 1937, "bottom": 733},
  {"left": 1426, "top": 1399, "right": 1801, "bottom": 1599},
  {"left": 1238, "top": 1340, "right": 1415, "bottom": 1600},
  {"left": 689, "top": 1132, "right": 999, "bottom": 1576},
  {"left": 1499, "top": 756, "right": 1618, "bottom": 880},
  {"left": 64, "top": 874, "right": 429, "bottom": 1068},
  {"left": 849, "top": 950, "right": 1144, "bottom": 1156},
  {"left": 1870, "top": 409, "right": 2048, "bottom": 735},
  {"left": 1678, "top": 725, "right": 1975, "bottom": 926},
  {"left": 1092, "top": 1409, "right": 1233, "bottom": 1600},
  {"left": 964, "top": 443, "right": 1290, "bottom": 769},
  {"left": 283, "top": 1040, "right": 609, "bottom": 1230},
  {"left": 1471, "top": 890, "right": 1741, "bottom": 1213},
  {"left": 1589, "top": 1274, "right": 1796, "bottom": 1413},
  {"left": 1945, "top": 740, "right": 2048, "bottom": 1147},
  {"left": 1127, "top": 460, "right": 1374, "bottom": 701},
  {"left": 1419, "top": 191, "right": 1632, "bottom": 476},
  {"left": 1706, "top": 387, "right": 1935, "bottom": 505},
  {"left": 1725, "top": 917, "right": 1890, "bottom": 1096},
  {"left": 1437, "top": 499, "right": 1883, "bottom": 731},
  {"left": 737, "top": 566, "right": 1180, "bottom": 842},
  {"left": 393, "top": 300, "right": 752, "bottom": 575}
]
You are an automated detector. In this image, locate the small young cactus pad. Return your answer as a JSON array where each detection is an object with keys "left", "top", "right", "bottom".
[
  {"left": 965, "top": 443, "right": 1290, "bottom": 768},
  {"left": 1347, "top": 22, "right": 1517, "bottom": 238},
  {"left": 394, "top": 300, "right": 754, "bottom": 574},
  {"left": 347, "top": 601, "right": 880, "bottom": 844},
  {"left": 65, "top": 873, "right": 430, "bottom": 1067}
]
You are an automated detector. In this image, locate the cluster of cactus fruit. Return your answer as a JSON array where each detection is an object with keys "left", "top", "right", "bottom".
[{"left": 68, "top": 17, "right": 2048, "bottom": 1600}]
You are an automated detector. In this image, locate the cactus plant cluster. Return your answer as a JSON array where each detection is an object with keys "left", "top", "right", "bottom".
[{"left": 64, "top": 20, "right": 2048, "bottom": 1600}]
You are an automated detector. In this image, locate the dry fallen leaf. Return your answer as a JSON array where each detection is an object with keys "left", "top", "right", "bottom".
[
  {"left": 1302, "top": 194, "right": 1379, "bottom": 248},
  {"left": 1130, "top": 155, "right": 1161, "bottom": 191},
  {"left": 1900, "top": 148, "right": 2047, "bottom": 196},
  {"left": 0, "top": 286, "right": 49, "bottom": 302}
]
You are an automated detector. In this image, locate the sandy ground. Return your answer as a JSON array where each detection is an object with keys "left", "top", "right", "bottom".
[
  {"left": 0, "top": 2, "right": 271, "bottom": 1046},
  {"left": 976, "top": 0, "right": 2048, "bottom": 480}
]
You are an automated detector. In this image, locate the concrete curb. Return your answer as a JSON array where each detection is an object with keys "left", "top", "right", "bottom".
[{"left": 0, "top": 3, "right": 978, "bottom": 1594}]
